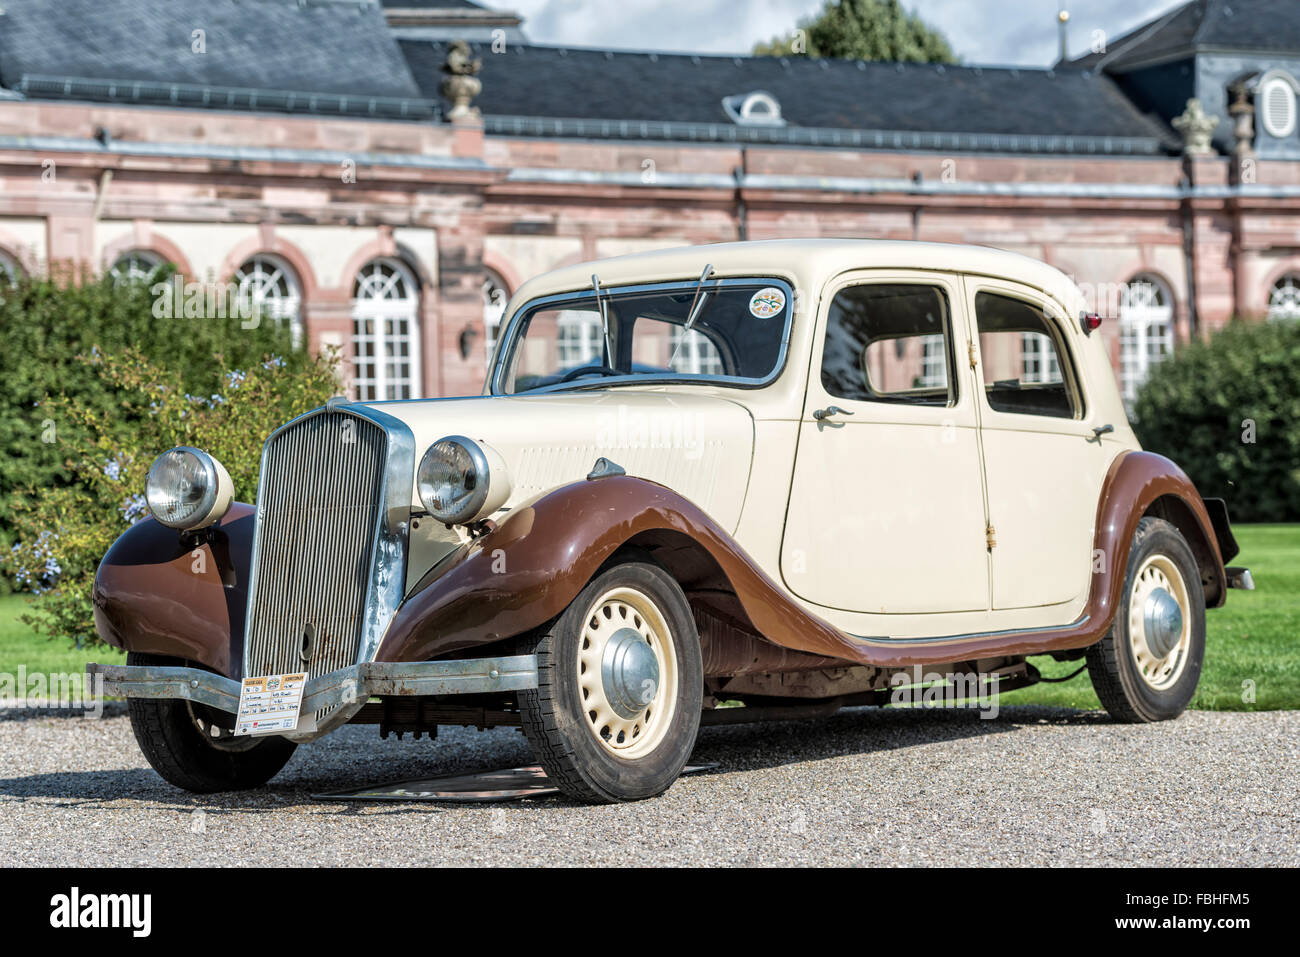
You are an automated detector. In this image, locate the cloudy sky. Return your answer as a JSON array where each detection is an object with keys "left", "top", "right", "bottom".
[{"left": 507, "top": 0, "right": 1189, "bottom": 66}]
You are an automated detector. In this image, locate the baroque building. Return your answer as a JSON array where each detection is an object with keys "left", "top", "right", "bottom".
[{"left": 0, "top": 0, "right": 1298, "bottom": 403}]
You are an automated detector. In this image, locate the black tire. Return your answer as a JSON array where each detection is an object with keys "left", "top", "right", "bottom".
[
  {"left": 126, "top": 652, "right": 297, "bottom": 793},
  {"left": 518, "top": 561, "right": 703, "bottom": 803},
  {"left": 1087, "top": 517, "right": 1206, "bottom": 723}
]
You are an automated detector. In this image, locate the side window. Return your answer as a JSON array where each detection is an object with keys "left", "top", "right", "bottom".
[
  {"left": 973, "top": 291, "right": 1078, "bottom": 419},
  {"left": 821, "top": 283, "right": 956, "bottom": 406}
]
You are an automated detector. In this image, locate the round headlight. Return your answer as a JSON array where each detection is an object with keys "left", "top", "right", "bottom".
[
  {"left": 417, "top": 436, "right": 511, "bottom": 526},
  {"left": 144, "top": 447, "right": 233, "bottom": 530}
]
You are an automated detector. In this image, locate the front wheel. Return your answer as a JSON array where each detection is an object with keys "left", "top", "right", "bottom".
[
  {"left": 518, "top": 561, "right": 703, "bottom": 803},
  {"left": 126, "top": 652, "right": 297, "bottom": 792},
  {"left": 1087, "top": 517, "right": 1206, "bottom": 722}
]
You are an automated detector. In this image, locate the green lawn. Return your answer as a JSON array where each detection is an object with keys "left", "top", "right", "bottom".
[
  {"left": 1012, "top": 524, "right": 1299, "bottom": 711},
  {"left": 0, "top": 595, "right": 123, "bottom": 696},
  {"left": 1, "top": 525, "right": 1295, "bottom": 710}
]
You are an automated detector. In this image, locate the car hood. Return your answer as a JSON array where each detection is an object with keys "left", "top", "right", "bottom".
[{"left": 362, "top": 389, "right": 756, "bottom": 533}]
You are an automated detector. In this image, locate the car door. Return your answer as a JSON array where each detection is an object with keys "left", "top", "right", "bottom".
[
  {"left": 962, "top": 276, "right": 1113, "bottom": 611},
  {"left": 781, "top": 271, "right": 990, "bottom": 615}
]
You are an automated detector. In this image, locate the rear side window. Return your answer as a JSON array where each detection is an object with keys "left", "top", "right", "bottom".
[
  {"left": 821, "top": 283, "right": 956, "bottom": 407},
  {"left": 973, "top": 291, "right": 1078, "bottom": 419}
]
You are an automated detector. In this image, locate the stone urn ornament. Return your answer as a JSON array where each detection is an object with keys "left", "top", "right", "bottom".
[
  {"left": 1172, "top": 98, "right": 1219, "bottom": 156},
  {"left": 441, "top": 40, "right": 483, "bottom": 121}
]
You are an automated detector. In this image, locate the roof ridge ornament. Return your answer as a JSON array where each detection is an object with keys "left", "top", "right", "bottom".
[
  {"left": 1173, "top": 97, "right": 1219, "bottom": 156},
  {"left": 441, "top": 39, "right": 482, "bottom": 122}
]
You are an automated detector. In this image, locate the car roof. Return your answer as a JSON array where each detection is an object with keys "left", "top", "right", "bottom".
[{"left": 507, "top": 238, "right": 1083, "bottom": 315}]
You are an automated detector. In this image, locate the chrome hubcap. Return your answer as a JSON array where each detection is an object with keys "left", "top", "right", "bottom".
[
  {"left": 1143, "top": 587, "right": 1184, "bottom": 659},
  {"left": 1128, "top": 554, "right": 1191, "bottom": 691},
  {"left": 601, "top": 627, "right": 661, "bottom": 719},
  {"left": 577, "top": 586, "right": 678, "bottom": 758}
]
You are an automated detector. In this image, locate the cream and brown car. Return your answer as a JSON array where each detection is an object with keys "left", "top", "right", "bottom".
[{"left": 91, "top": 239, "right": 1253, "bottom": 803}]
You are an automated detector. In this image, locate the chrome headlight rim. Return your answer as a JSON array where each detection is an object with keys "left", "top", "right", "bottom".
[
  {"left": 144, "top": 446, "right": 231, "bottom": 530},
  {"left": 417, "top": 435, "right": 495, "bottom": 526}
]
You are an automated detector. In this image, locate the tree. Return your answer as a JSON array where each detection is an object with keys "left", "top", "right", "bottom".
[
  {"left": 754, "top": 0, "right": 957, "bottom": 63},
  {"left": 1132, "top": 319, "right": 1300, "bottom": 524}
]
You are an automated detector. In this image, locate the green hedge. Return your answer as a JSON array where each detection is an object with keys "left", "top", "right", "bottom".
[
  {"left": 4, "top": 345, "right": 340, "bottom": 646},
  {"left": 1133, "top": 318, "right": 1300, "bottom": 523},
  {"left": 0, "top": 269, "right": 318, "bottom": 589}
]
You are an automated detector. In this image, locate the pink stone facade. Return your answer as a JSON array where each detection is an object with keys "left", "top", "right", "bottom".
[{"left": 2, "top": 96, "right": 1299, "bottom": 400}]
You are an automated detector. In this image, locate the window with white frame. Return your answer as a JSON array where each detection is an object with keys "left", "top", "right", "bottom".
[
  {"left": 351, "top": 258, "right": 421, "bottom": 401},
  {"left": 482, "top": 271, "right": 509, "bottom": 366},
  {"left": 918, "top": 334, "right": 947, "bottom": 389},
  {"left": 234, "top": 254, "right": 303, "bottom": 346},
  {"left": 1267, "top": 272, "right": 1300, "bottom": 321},
  {"left": 109, "top": 250, "right": 167, "bottom": 285},
  {"left": 556, "top": 310, "right": 603, "bottom": 367},
  {"left": 1119, "top": 277, "right": 1175, "bottom": 406},
  {"left": 668, "top": 326, "right": 724, "bottom": 375},
  {"left": 1021, "top": 331, "right": 1063, "bottom": 384}
]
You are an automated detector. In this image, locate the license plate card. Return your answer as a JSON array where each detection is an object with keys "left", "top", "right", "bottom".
[{"left": 235, "top": 672, "right": 307, "bottom": 736}]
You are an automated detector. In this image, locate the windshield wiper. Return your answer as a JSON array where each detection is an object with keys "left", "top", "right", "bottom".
[
  {"left": 591, "top": 273, "right": 614, "bottom": 367},
  {"left": 668, "top": 263, "right": 714, "bottom": 370}
]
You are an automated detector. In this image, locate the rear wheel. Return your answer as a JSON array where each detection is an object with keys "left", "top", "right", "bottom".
[
  {"left": 126, "top": 652, "right": 297, "bottom": 792},
  {"left": 518, "top": 561, "right": 703, "bottom": 803},
  {"left": 1087, "top": 517, "right": 1206, "bottom": 722}
]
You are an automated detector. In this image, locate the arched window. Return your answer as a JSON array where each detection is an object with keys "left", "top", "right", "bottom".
[
  {"left": 722, "top": 90, "right": 785, "bottom": 127},
  {"left": 110, "top": 250, "right": 167, "bottom": 285},
  {"left": 351, "top": 258, "right": 421, "bottom": 401},
  {"left": 0, "top": 250, "right": 21, "bottom": 285},
  {"left": 235, "top": 254, "right": 303, "bottom": 346},
  {"left": 1267, "top": 272, "right": 1300, "bottom": 321},
  {"left": 1119, "top": 276, "right": 1175, "bottom": 406},
  {"left": 482, "top": 270, "right": 510, "bottom": 366}
]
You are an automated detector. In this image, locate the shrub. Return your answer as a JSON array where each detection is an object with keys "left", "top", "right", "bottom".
[
  {"left": 0, "top": 268, "right": 316, "bottom": 584},
  {"left": 1132, "top": 319, "right": 1300, "bottom": 523},
  {"left": 3, "top": 345, "right": 340, "bottom": 647}
]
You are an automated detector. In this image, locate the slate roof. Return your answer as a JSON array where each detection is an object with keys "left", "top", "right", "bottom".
[
  {"left": 400, "top": 41, "right": 1179, "bottom": 152},
  {"left": 0, "top": 0, "right": 1180, "bottom": 154},
  {"left": 0, "top": 0, "right": 436, "bottom": 118},
  {"left": 380, "top": 1, "right": 488, "bottom": 8},
  {"left": 1065, "top": 0, "right": 1300, "bottom": 72}
]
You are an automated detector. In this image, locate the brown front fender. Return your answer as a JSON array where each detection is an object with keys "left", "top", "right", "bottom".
[
  {"left": 378, "top": 451, "right": 1227, "bottom": 669},
  {"left": 376, "top": 473, "right": 875, "bottom": 665},
  {"left": 92, "top": 504, "right": 255, "bottom": 678}
]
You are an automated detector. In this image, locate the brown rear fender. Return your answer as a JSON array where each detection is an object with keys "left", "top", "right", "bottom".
[
  {"left": 92, "top": 503, "right": 255, "bottom": 678},
  {"left": 379, "top": 452, "right": 1227, "bottom": 669}
]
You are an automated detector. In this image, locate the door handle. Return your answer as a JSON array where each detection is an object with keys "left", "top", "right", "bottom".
[
  {"left": 1092, "top": 423, "right": 1115, "bottom": 438},
  {"left": 813, "top": 406, "right": 855, "bottom": 421}
]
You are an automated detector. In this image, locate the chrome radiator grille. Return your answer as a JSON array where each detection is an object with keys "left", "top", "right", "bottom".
[{"left": 243, "top": 411, "right": 388, "bottom": 684}]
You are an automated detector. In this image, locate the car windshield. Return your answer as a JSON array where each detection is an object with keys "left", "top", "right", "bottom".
[{"left": 493, "top": 278, "right": 792, "bottom": 394}]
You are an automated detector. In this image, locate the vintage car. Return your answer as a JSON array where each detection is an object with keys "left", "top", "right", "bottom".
[{"left": 91, "top": 239, "right": 1253, "bottom": 803}]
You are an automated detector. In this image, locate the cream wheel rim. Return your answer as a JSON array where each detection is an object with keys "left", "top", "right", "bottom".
[
  {"left": 577, "top": 586, "right": 678, "bottom": 759},
  {"left": 1128, "top": 553, "right": 1191, "bottom": 691}
]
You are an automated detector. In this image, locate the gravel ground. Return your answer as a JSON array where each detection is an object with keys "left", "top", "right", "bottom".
[{"left": 1, "top": 704, "right": 1295, "bottom": 866}]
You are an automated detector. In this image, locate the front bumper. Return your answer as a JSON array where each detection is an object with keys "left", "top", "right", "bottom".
[{"left": 88, "top": 654, "right": 539, "bottom": 742}]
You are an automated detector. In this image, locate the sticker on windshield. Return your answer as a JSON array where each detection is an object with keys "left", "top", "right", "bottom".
[{"left": 749, "top": 287, "right": 786, "bottom": 319}]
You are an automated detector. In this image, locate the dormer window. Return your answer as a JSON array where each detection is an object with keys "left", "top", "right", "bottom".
[
  {"left": 1258, "top": 70, "right": 1299, "bottom": 139},
  {"left": 722, "top": 90, "right": 785, "bottom": 127}
]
